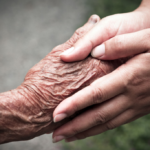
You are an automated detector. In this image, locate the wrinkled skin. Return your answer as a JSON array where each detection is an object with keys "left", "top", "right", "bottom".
[{"left": 0, "top": 15, "right": 122, "bottom": 144}]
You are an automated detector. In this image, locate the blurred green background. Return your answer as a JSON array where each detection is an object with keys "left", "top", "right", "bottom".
[
  {"left": 87, "top": 0, "right": 141, "bottom": 18},
  {"left": 62, "top": 0, "right": 150, "bottom": 150}
]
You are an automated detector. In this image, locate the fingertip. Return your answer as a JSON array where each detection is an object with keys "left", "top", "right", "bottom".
[
  {"left": 91, "top": 44, "right": 105, "bottom": 59},
  {"left": 60, "top": 47, "right": 76, "bottom": 62},
  {"left": 60, "top": 15, "right": 101, "bottom": 63},
  {"left": 88, "top": 14, "right": 100, "bottom": 24},
  {"left": 53, "top": 113, "right": 68, "bottom": 123},
  {"left": 60, "top": 54, "right": 72, "bottom": 62},
  {"left": 60, "top": 53, "right": 81, "bottom": 62},
  {"left": 60, "top": 46, "right": 90, "bottom": 62},
  {"left": 53, "top": 104, "right": 64, "bottom": 118},
  {"left": 53, "top": 98, "right": 71, "bottom": 120}
]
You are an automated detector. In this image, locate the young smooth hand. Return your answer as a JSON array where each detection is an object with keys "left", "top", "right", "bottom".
[
  {"left": 60, "top": 0, "right": 150, "bottom": 62},
  {"left": 52, "top": 0, "right": 150, "bottom": 143},
  {"left": 52, "top": 28, "right": 150, "bottom": 142}
]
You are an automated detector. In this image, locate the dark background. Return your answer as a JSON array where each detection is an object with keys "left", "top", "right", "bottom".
[{"left": 0, "top": 0, "right": 150, "bottom": 150}]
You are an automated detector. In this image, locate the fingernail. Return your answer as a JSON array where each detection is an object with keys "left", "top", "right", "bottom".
[
  {"left": 65, "top": 137, "right": 77, "bottom": 142},
  {"left": 91, "top": 44, "right": 105, "bottom": 58},
  {"left": 60, "top": 47, "right": 74, "bottom": 56},
  {"left": 53, "top": 136, "right": 65, "bottom": 143},
  {"left": 88, "top": 15, "right": 98, "bottom": 24},
  {"left": 53, "top": 113, "right": 67, "bottom": 123}
]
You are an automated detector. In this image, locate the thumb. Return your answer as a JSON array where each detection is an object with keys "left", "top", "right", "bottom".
[
  {"left": 91, "top": 29, "right": 150, "bottom": 60},
  {"left": 60, "top": 15, "right": 118, "bottom": 62}
]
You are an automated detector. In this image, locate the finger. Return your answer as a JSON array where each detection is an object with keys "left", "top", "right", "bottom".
[
  {"left": 71, "top": 14, "right": 100, "bottom": 41},
  {"left": 53, "top": 68, "right": 125, "bottom": 122},
  {"left": 91, "top": 29, "right": 150, "bottom": 60},
  {"left": 60, "top": 14, "right": 100, "bottom": 62},
  {"left": 60, "top": 15, "right": 120, "bottom": 62},
  {"left": 65, "top": 109, "right": 136, "bottom": 142},
  {"left": 52, "top": 94, "right": 130, "bottom": 142}
]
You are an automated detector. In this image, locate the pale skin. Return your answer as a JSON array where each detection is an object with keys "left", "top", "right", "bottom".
[{"left": 52, "top": 0, "right": 150, "bottom": 143}]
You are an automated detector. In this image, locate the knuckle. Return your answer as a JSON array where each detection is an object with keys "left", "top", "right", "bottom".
[
  {"left": 67, "top": 35, "right": 78, "bottom": 46},
  {"left": 90, "top": 85, "right": 104, "bottom": 104},
  {"left": 71, "top": 99, "right": 80, "bottom": 113},
  {"left": 94, "top": 111, "right": 106, "bottom": 125},
  {"left": 143, "top": 29, "right": 150, "bottom": 48},
  {"left": 89, "top": 38, "right": 94, "bottom": 49},
  {"left": 144, "top": 29, "right": 150, "bottom": 39},
  {"left": 106, "top": 121, "right": 116, "bottom": 130},
  {"left": 67, "top": 27, "right": 85, "bottom": 46},
  {"left": 113, "top": 35, "right": 125, "bottom": 52},
  {"left": 75, "top": 27, "right": 83, "bottom": 36},
  {"left": 124, "top": 68, "right": 141, "bottom": 88},
  {"left": 116, "top": 64, "right": 138, "bottom": 91},
  {"left": 70, "top": 125, "right": 80, "bottom": 135}
]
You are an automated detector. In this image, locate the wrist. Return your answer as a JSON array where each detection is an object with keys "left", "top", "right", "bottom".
[
  {"left": 135, "top": 0, "right": 150, "bottom": 18},
  {"left": 131, "top": 1, "right": 150, "bottom": 29},
  {"left": 0, "top": 86, "right": 52, "bottom": 144},
  {"left": 0, "top": 83, "right": 68, "bottom": 144}
]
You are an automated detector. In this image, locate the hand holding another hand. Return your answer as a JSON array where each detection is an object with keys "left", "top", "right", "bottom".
[
  {"left": 60, "top": 0, "right": 150, "bottom": 62},
  {"left": 53, "top": 28, "right": 150, "bottom": 142},
  {"left": 52, "top": 1, "right": 150, "bottom": 142}
]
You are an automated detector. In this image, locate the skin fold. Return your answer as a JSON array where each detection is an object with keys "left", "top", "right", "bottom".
[{"left": 0, "top": 15, "right": 122, "bottom": 144}]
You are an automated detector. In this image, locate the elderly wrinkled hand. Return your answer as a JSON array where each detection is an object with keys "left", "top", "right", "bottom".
[{"left": 0, "top": 15, "right": 123, "bottom": 144}]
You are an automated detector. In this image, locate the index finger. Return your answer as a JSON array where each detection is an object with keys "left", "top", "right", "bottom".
[
  {"left": 53, "top": 67, "right": 126, "bottom": 123},
  {"left": 60, "top": 15, "right": 120, "bottom": 62}
]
